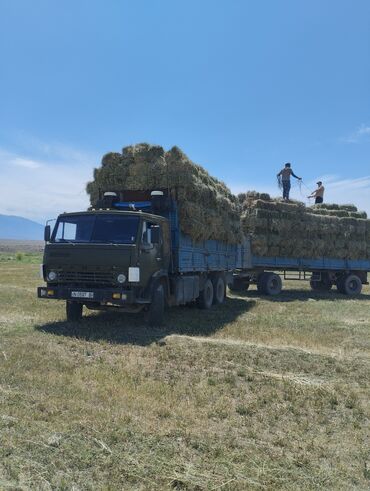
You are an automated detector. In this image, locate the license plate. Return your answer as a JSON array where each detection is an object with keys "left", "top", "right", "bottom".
[{"left": 71, "top": 291, "right": 94, "bottom": 299}]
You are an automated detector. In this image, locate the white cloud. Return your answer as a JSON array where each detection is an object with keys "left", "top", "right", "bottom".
[
  {"left": 343, "top": 124, "right": 370, "bottom": 144},
  {"left": 11, "top": 157, "right": 42, "bottom": 169},
  {"left": 0, "top": 143, "right": 98, "bottom": 223}
]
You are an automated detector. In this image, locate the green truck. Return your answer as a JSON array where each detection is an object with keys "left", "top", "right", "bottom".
[{"left": 38, "top": 190, "right": 240, "bottom": 325}]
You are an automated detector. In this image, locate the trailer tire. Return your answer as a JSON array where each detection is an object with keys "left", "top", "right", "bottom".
[
  {"left": 66, "top": 301, "right": 83, "bottom": 322},
  {"left": 197, "top": 279, "right": 214, "bottom": 309},
  {"left": 147, "top": 284, "right": 165, "bottom": 326},
  {"left": 260, "top": 272, "right": 282, "bottom": 296},
  {"left": 337, "top": 274, "right": 362, "bottom": 296},
  {"left": 212, "top": 275, "right": 225, "bottom": 304}
]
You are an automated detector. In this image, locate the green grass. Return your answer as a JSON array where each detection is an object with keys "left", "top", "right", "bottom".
[
  {"left": 0, "top": 261, "right": 369, "bottom": 490},
  {"left": 0, "top": 252, "right": 42, "bottom": 264}
]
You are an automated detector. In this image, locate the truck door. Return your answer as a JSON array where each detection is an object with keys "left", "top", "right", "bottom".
[{"left": 139, "top": 221, "right": 164, "bottom": 287}]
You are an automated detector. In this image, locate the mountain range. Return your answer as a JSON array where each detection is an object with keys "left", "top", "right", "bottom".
[{"left": 0, "top": 214, "right": 44, "bottom": 240}]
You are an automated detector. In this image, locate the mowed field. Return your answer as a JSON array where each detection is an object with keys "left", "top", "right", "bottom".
[{"left": 0, "top": 248, "right": 369, "bottom": 490}]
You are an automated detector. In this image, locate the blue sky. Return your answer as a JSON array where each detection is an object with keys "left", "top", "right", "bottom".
[{"left": 0, "top": 0, "right": 369, "bottom": 222}]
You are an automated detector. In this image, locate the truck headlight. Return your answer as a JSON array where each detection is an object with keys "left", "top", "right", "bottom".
[
  {"left": 47, "top": 271, "right": 57, "bottom": 281},
  {"left": 117, "top": 273, "right": 126, "bottom": 284}
]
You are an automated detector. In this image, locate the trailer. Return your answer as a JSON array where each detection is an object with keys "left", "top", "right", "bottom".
[{"left": 231, "top": 237, "right": 370, "bottom": 296}]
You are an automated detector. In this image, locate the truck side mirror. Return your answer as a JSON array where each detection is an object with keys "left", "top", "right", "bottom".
[{"left": 44, "top": 225, "right": 51, "bottom": 242}]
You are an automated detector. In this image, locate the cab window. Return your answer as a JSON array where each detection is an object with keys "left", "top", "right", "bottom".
[{"left": 142, "top": 221, "right": 161, "bottom": 245}]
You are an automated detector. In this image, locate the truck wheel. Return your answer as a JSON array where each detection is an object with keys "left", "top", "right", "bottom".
[
  {"left": 212, "top": 275, "right": 225, "bottom": 304},
  {"left": 147, "top": 284, "right": 165, "bottom": 326},
  {"left": 197, "top": 279, "right": 214, "bottom": 309},
  {"left": 310, "top": 273, "right": 333, "bottom": 291},
  {"left": 338, "top": 274, "right": 362, "bottom": 296},
  {"left": 229, "top": 278, "right": 249, "bottom": 292},
  {"left": 260, "top": 272, "right": 282, "bottom": 296},
  {"left": 66, "top": 301, "right": 83, "bottom": 322}
]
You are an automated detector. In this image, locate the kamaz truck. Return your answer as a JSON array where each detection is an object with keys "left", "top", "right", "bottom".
[
  {"left": 38, "top": 189, "right": 369, "bottom": 324},
  {"left": 38, "top": 190, "right": 243, "bottom": 325}
]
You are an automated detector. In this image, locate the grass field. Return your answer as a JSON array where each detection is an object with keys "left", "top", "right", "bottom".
[{"left": 0, "top": 253, "right": 369, "bottom": 490}]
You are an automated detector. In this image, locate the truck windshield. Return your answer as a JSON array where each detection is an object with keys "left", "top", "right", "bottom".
[{"left": 52, "top": 215, "right": 140, "bottom": 244}]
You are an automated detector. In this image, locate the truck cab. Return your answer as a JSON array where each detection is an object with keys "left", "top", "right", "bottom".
[{"left": 38, "top": 191, "right": 173, "bottom": 324}]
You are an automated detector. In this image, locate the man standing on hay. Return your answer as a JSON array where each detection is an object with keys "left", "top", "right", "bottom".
[
  {"left": 277, "top": 163, "right": 302, "bottom": 201},
  {"left": 308, "top": 181, "right": 325, "bottom": 204}
]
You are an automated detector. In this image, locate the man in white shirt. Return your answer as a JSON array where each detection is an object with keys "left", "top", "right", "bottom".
[{"left": 308, "top": 181, "right": 325, "bottom": 204}]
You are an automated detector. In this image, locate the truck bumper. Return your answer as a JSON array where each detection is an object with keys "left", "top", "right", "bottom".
[{"left": 37, "top": 285, "right": 148, "bottom": 306}]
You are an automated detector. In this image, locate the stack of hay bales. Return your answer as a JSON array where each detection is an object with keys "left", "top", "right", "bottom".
[
  {"left": 86, "top": 143, "right": 370, "bottom": 258},
  {"left": 86, "top": 143, "right": 241, "bottom": 243},
  {"left": 240, "top": 195, "right": 370, "bottom": 259}
]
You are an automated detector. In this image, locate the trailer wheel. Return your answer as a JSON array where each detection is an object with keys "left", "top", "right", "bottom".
[
  {"left": 259, "top": 272, "right": 282, "bottom": 296},
  {"left": 197, "top": 279, "right": 214, "bottom": 309},
  {"left": 66, "top": 301, "right": 83, "bottom": 322},
  {"left": 212, "top": 275, "right": 225, "bottom": 304},
  {"left": 310, "top": 273, "right": 333, "bottom": 291},
  {"left": 337, "top": 274, "right": 362, "bottom": 296},
  {"left": 147, "top": 284, "right": 165, "bottom": 326}
]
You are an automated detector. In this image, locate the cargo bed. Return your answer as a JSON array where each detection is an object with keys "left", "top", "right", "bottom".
[{"left": 232, "top": 237, "right": 369, "bottom": 296}]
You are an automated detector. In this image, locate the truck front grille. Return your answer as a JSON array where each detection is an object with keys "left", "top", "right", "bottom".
[{"left": 57, "top": 271, "right": 115, "bottom": 285}]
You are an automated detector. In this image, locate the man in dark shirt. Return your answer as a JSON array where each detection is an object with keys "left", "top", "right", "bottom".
[{"left": 277, "top": 163, "right": 302, "bottom": 201}]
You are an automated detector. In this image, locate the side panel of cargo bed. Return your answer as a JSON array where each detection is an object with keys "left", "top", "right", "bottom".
[
  {"left": 175, "top": 233, "right": 240, "bottom": 273},
  {"left": 167, "top": 202, "right": 245, "bottom": 273},
  {"left": 250, "top": 255, "right": 370, "bottom": 272}
]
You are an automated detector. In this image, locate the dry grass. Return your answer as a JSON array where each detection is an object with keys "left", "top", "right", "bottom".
[{"left": 0, "top": 256, "right": 369, "bottom": 489}]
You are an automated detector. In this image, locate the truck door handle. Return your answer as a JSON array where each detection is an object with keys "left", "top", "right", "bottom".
[{"left": 156, "top": 257, "right": 162, "bottom": 261}]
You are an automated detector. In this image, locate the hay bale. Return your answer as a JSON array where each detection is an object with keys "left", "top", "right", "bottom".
[
  {"left": 86, "top": 143, "right": 241, "bottom": 243},
  {"left": 313, "top": 203, "right": 358, "bottom": 212},
  {"left": 308, "top": 208, "right": 367, "bottom": 219}
]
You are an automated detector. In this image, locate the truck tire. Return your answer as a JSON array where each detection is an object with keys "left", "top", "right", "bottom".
[
  {"left": 337, "top": 274, "right": 362, "bottom": 296},
  {"left": 310, "top": 273, "right": 333, "bottom": 291},
  {"left": 197, "top": 279, "right": 214, "bottom": 309},
  {"left": 66, "top": 301, "right": 83, "bottom": 322},
  {"left": 229, "top": 278, "right": 249, "bottom": 292},
  {"left": 147, "top": 284, "right": 165, "bottom": 326},
  {"left": 260, "top": 272, "right": 282, "bottom": 296},
  {"left": 212, "top": 275, "right": 225, "bottom": 304}
]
